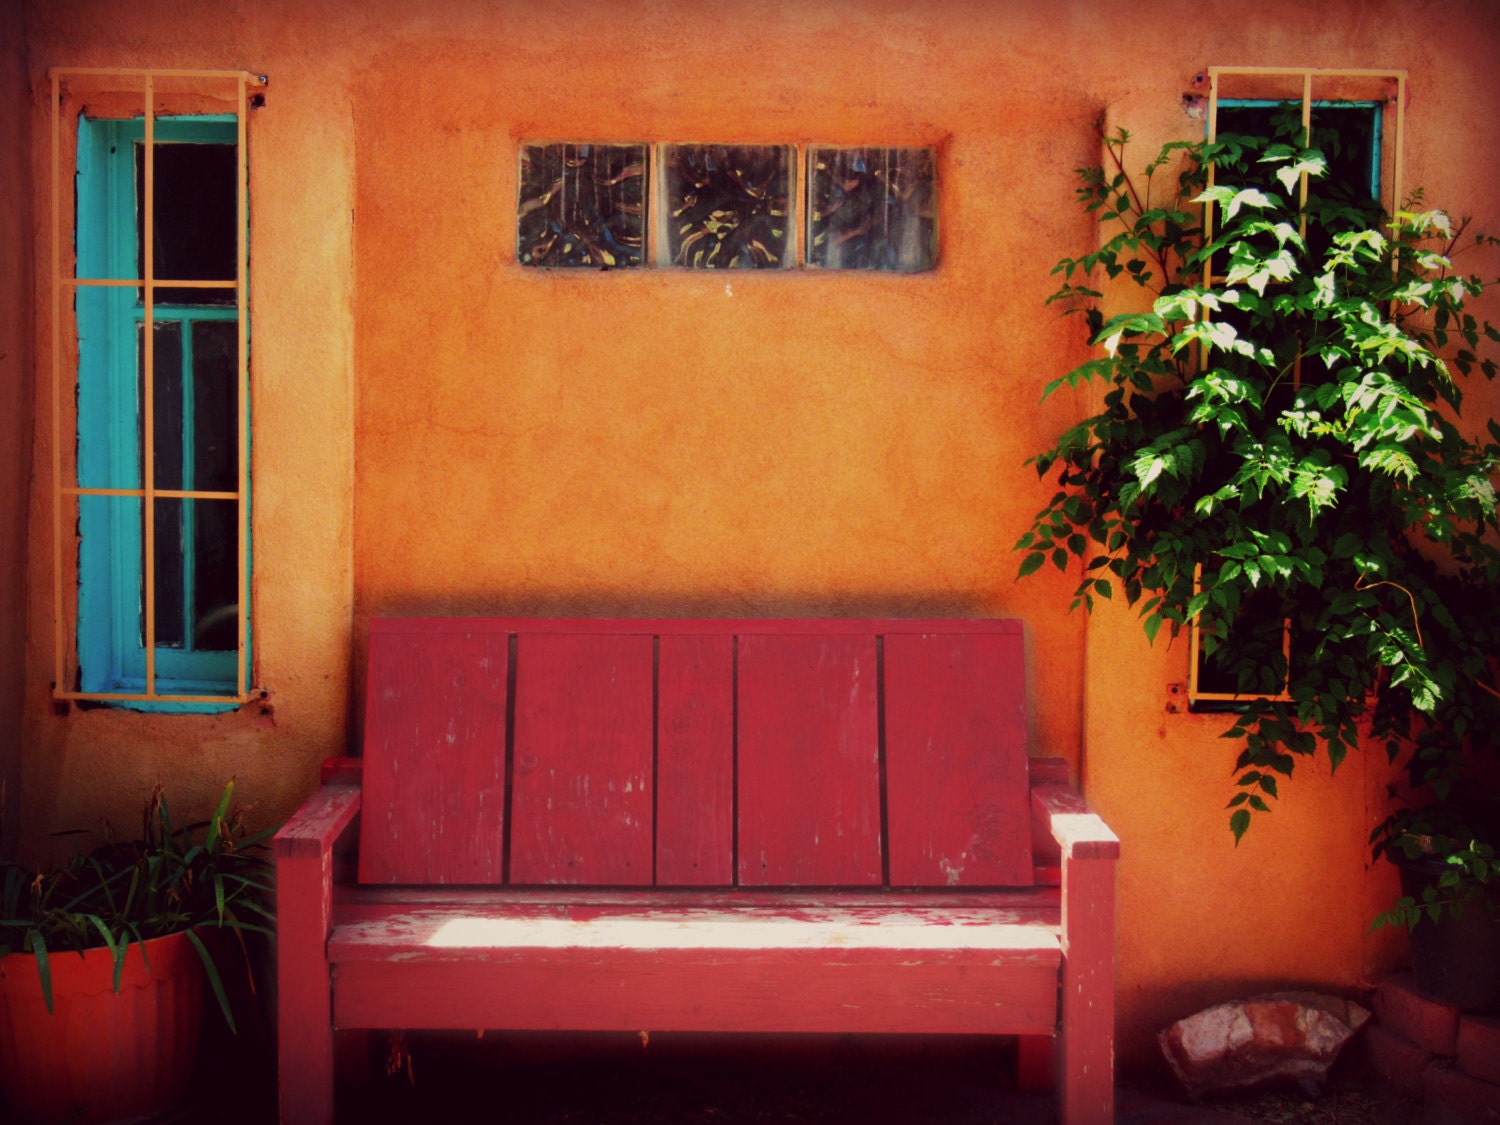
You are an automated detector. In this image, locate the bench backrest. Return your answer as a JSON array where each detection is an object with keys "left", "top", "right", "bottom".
[{"left": 357, "top": 619, "right": 1034, "bottom": 888}]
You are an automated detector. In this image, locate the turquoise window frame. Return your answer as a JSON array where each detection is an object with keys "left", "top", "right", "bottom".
[{"left": 75, "top": 114, "right": 250, "bottom": 712}]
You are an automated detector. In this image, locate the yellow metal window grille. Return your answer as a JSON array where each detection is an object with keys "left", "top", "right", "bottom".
[
  {"left": 1187, "top": 67, "right": 1406, "bottom": 709},
  {"left": 50, "top": 68, "right": 265, "bottom": 707}
]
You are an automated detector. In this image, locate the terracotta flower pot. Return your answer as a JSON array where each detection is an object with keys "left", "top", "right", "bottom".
[{"left": 0, "top": 930, "right": 204, "bottom": 1124}]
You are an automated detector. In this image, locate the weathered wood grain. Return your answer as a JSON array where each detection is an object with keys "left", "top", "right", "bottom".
[
  {"left": 334, "top": 955, "right": 1061, "bottom": 1036},
  {"left": 884, "top": 631, "right": 1032, "bottom": 886},
  {"left": 509, "top": 632, "right": 654, "bottom": 884},
  {"left": 329, "top": 900, "right": 1064, "bottom": 950},
  {"left": 274, "top": 783, "right": 361, "bottom": 860},
  {"left": 1033, "top": 783, "right": 1121, "bottom": 861},
  {"left": 1058, "top": 854, "right": 1116, "bottom": 1125},
  {"left": 656, "top": 633, "right": 735, "bottom": 885},
  {"left": 736, "top": 633, "right": 882, "bottom": 886},
  {"left": 358, "top": 627, "right": 509, "bottom": 884}
]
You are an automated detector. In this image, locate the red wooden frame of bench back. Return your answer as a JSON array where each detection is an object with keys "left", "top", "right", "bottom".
[{"left": 357, "top": 618, "right": 1033, "bottom": 890}]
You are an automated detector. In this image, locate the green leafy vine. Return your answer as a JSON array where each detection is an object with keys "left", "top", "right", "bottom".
[{"left": 1018, "top": 118, "right": 1500, "bottom": 854}]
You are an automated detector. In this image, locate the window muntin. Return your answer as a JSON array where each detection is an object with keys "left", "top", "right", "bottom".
[{"left": 52, "top": 70, "right": 259, "bottom": 710}]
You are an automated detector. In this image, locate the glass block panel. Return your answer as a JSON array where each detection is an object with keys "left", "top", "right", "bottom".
[
  {"left": 661, "top": 144, "right": 793, "bottom": 269},
  {"left": 807, "top": 146, "right": 937, "bottom": 272},
  {"left": 517, "top": 143, "right": 646, "bottom": 268}
]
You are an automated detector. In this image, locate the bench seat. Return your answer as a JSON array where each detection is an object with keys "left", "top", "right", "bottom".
[{"left": 327, "top": 893, "right": 1064, "bottom": 1035}]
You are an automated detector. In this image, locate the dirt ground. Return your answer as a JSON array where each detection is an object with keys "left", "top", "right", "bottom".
[
  {"left": 163, "top": 1010, "right": 1420, "bottom": 1125},
  {"left": 291, "top": 1030, "right": 1417, "bottom": 1125}
]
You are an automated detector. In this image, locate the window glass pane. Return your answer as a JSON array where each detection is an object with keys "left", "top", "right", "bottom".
[
  {"left": 139, "top": 320, "right": 184, "bottom": 491},
  {"left": 807, "top": 146, "right": 936, "bottom": 272},
  {"left": 1194, "top": 586, "right": 1291, "bottom": 704},
  {"left": 136, "top": 141, "right": 237, "bottom": 303},
  {"left": 1214, "top": 102, "right": 1381, "bottom": 261},
  {"left": 146, "top": 497, "right": 239, "bottom": 653},
  {"left": 149, "top": 496, "right": 186, "bottom": 650},
  {"left": 662, "top": 144, "right": 793, "bottom": 269},
  {"left": 192, "top": 319, "right": 239, "bottom": 493},
  {"left": 192, "top": 498, "right": 239, "bottom": 652},
  {"left": 517, "top": 142, "right": 647, "bottom": 268}
]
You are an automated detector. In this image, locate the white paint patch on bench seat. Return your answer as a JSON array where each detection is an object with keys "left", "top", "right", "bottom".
[{"left": 330, "top": 905, "right": 1062, "bottom": 959}]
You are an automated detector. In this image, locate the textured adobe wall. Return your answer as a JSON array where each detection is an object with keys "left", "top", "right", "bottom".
[
  {"left": 18, "top": 1, "right": 358, "bottom": 861},
  {"left": 347, "top": 3, "right": 1092, "bottom": 766},
  {"left": 0, "top": 0, "right": 33, "bottom": 859},
  {"left": 1078, "top": 29, "right": 1500, "bottom": 1068},
  {"left": 16, "top": 0, "right": 1500, "bottom": 1075}
]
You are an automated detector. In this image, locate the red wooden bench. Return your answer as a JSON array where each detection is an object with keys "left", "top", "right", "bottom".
[{"left": 275, "top": 618, "right": 1118, "bottom": 1124}]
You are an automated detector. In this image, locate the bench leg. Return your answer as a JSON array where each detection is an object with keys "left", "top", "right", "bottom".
[
  {"left": 278, "top": 853, "right": 336, "bottom": 1125},
  {"left": 1058, "top": 856, "right": 1115, "bottom": 1125},
  {"left": 336, "top": 1028, "right": 373, "bottom": 1090},
  {"left": 1016, "top": 1034, "right": 1055, "bottom": 1093}
]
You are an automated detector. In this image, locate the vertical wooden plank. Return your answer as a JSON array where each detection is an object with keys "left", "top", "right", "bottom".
[
  {"left": 1059, "top": 854, "right": 1116, "bottom": 1125},
  {"left": 358, "top": 628, "right": 509, "bottom": 885},
  {"left": 510, "top": 633, "right": 654, "bottom": 884},
  {"left": 276, "top": 850, "right": 335, "bottom": 1125},
  {"left": 656, "top": 633, "right": 735, "bottom": 885},
  {"left": 737, "top": 634, "right": 882, "bottom": 886},
  {"left": 1016, "top": 1034, "right": 1056, "bottom": 1093},
  {"left": 884, "top": 631, "right": 1033, "bottom": 886}
]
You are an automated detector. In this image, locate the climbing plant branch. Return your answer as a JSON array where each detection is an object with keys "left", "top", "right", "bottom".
[{"left": 1017, "top": 121, "right": 1500, "bottom": 854}]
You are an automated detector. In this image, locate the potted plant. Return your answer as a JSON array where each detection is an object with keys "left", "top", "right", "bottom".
[
  {"left": 0, "top": 780, "right": 275, "bottom": 1124},
  {"left": 1371, "top": 775, "right": 1500, "bottom": 1007},
  {"left": 1014, "top": 114, "right": 1500, "bottom": 929}
]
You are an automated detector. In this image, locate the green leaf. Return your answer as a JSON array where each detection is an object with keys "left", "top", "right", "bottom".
[
  {"left": 1225, "top": 187, "right": 1276, "bottom": 219},
  {"left": 1230, "top": 809, "right": 1251, "bottom": 843},
  {"left": 32, "top": 931, "right": 52, "bottom": 1014},
  {"left": 204, "top": 780, "right": 235, "bottom": 854},
  {"left": 1142, "top": 614, "right": 1164, "bottom": 645},
  {"left": 188, "top": 928, "right": 237, "bottom": 1035}
]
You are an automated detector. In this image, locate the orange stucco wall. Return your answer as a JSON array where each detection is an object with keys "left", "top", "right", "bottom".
[
  {"left": 12, "top": 0, "right": 1500, "bottom": 1074},
  {"left": 1, "top": 0, "right": 34, "bottom": 859}
]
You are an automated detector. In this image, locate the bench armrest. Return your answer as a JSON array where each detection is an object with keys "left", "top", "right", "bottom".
[
  {"left": 276, "top": 765, "right": 362, "bottom": 1125},
  {"left": 1031, "top": 782, "right": 1119, "bottom": 862},
  {"left": 274, "top": 779, "right": 362, "bottom": 860}
]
